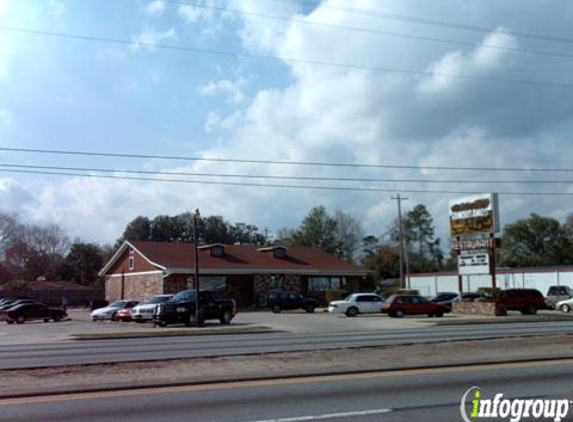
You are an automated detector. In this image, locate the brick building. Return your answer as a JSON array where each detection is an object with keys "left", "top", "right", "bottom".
[{"left": 99, "top": 241, "right": 368, "bottom": 307}]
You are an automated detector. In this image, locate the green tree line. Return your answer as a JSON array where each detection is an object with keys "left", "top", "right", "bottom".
[{"left": 2, "top": 206, "right": 573, "bottom": 287}]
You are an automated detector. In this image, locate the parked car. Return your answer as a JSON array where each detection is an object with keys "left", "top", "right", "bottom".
[
  {"left": 112, "top": 308, "right": 133, "bottom": 322},
  {"left": 90, "top": 300, "right": 139, "bottom": 321},
  {"left": 381, "top": 295, "right": 449, "bottom": 318},
  {"left": 554, "top": 296, "right": 573, "bottom": 312},
  {"left": 0, "top": 299, "right": 38, "bottom": 311},
  {"left": 265, "top": 290, "right": 318, "bottom": 313},
  {"left": 131, "top": 294, "right": 174, "bottom": 323},
  {"left": 498, "top": 289, "right": 546, "bottom": 315},
  {"left": 430, "top": 292, "right": 483, "bottom": 310},
  {"left": 153, "top": 290, "right": 236, "bottom": 327},
  {"left": 328, "top": 293, "right": 385, "bottom": 317},
  {"left": 3, "top": 303, "right": 67, "bottom": 324},
  {"left": 545, "top": 286, "right": 573, "bottom": 309}
]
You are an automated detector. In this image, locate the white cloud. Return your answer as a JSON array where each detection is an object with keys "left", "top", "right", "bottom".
[
  {"left": 4, "top": 0, "right": 573, "bottom": 246},
  {"left": 144, "top": 1, "right": 166, "bottom": 17},
  {"left": 178, "top": 5, "right": 203, "bottom": 23},
  {"left": 49, "top": 0, "right": 66, "bottom": 17},
  {"left": 131, "top": 27, "right": 176, "bottom": 50},
  {"left": 199, "top": 78, "right": 246, "bottom": 104},
  {"left": 177, "top": 2, "right": 234, "bottom": 39}
]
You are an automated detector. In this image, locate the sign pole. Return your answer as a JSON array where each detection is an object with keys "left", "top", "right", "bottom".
[
  {"left": 490, "top": 232, "right": 497, "bottom": 293},
  {"left": 456, "top": 236, "right": 463, "bottom": 294}
]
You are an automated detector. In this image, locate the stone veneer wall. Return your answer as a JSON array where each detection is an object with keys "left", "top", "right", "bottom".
[
  {"left": 105, "top": 272, "right": 163, "bottom": 302},
  {"left": 452, "top": 301, "right": 507, "bottom": 316}
]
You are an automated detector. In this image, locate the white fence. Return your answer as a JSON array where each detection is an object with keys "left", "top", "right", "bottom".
[{"left": 409, "top": 268, "right": 573, "bottom": 297}]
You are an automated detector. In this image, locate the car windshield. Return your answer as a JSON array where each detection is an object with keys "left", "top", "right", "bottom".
[
  {"left": 147, "top": 296, "right": 172, "bottom": 304},
  {"left": 170, "top": 291, "right": 196, "bottom": 303},
  {"left": 108, "top": 301, "right": 127, "bottom": 308}
]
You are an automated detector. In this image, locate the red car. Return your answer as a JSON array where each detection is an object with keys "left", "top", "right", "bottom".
[
  {"left": 381, "top": 295, "right": 449, "bottom": 318},
  {"left": 112, "top": 308, "right": 132, "bottom": 322}
]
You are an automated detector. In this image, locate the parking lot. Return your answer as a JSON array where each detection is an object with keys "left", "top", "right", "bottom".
[
  {"left": 0, "top": 307, "right": 441, "bottom": 345},
  {"left": 1, "top": 307, "right": 570, "bottom": 346}
]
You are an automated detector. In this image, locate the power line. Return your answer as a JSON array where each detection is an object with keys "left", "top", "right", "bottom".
[
  {"left": 1, "top": 26, "right": 573, "bottom": 89},
  {"left": 3, "top": 147, "right": 573, "bottom": 173},
  {"left": 2, "top": 162, "right": 573, "bottom": 184},
  {"left": 153, "top": 0, "right": 573, "bottom": 61},
  {"left": 256, "top": 0, "right": 573, "bottom": 45},
  {"left": 2, "top": 168, "right": 573, "bottom": 196}
]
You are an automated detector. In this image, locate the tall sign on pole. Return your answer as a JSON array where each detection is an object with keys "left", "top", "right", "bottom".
[{"left": 448, "top": 194, "right": 500, "bottom": 293}]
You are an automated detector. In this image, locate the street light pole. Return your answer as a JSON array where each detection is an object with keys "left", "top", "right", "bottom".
[{"left": 193, "top": 208, "right": 201, "bottom": 327}]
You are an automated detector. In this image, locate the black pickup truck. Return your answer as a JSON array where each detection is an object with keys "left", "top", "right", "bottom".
[
  {"left": 153, "top": 290, "right": 236, "bottom": 327},
  {"left": 265, "top": 290, "right": 318, "bottom": 313}
]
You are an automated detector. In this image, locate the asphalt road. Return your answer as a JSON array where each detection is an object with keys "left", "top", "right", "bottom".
[
  {"left": 1, "top": 360, "right": 573, "bottom": 421},
  {"left": 1, "top": 321, "right": 573, "bottom": 369}
]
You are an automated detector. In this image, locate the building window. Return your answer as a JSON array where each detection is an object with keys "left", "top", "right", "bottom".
[
  {"left": 128, "top": 256, "right": 134, "bottom": 271},
  {"left": 199, "top": 276, "right": 227, "bottom": 291},
  {"left": 270, "top": 276, "right": 284, "bottom": 290},
  {"left": 309, "top": 277, "right": 346, "bottom": 291}
]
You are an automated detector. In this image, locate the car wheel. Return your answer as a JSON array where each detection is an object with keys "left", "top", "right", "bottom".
[
  {"left": 220, "top": 310, "right": 232, "bottom": 325},
  {"left": 16, "top": 315, "right": 25, "bottom": 324},
  {"left": 524, "top": 304, "right": 537, "bottom": 315},
  {"left": 272, "top": 305, "right": 281, "bottom": 314},
  {"left": 154, "top": 321, "right": 166, "bottom": 328},
  {"left": 53, "top": 316, "right": 62, "bottom": 322},
  {"left": 560, "top": 304, "right": 571, "bottom": 313},
  {"left": 6, "top": 320, "right": 14, "bottom": 324},
  {"left": 305, "top": 305, "right": 315, "bottom": 313},
  {"left": 43, "top": 318, "right": 50, "bottom": 323},
  {"left": 435, "top": 312, "right": 444, "bottom": 318},
  {"left": 394, "top": 309, "right": 405, "bottom": 318},
  {"left": 427, "top": 313, "right": 434, "bottom": 318},
  {"left": 345, "top": 307, "right": 358, "bottom": 317}
]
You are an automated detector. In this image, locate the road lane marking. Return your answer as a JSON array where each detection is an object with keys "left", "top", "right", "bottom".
[
  {"left": 241, "top": 408, "right": 393, "bottom": 422},
  {"left": 1, "top": 358, "right": 573, "bottom": 407}
]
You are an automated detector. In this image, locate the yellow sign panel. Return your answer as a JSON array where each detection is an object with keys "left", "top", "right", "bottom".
[{"left": 449, "top": 193, "right": 499, "bottom": 237}]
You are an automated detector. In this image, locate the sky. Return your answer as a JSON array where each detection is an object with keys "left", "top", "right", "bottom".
[{"left": 0, "top": 0, "right": 573, "bottom": 246}]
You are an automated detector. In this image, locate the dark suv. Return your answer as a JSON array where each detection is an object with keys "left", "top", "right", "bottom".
[
  {"left": 498, "top": 289, "right": 546, "bottom": 315},
  {"left": 265, "top": 291, "right": 318, "bottom": 313}
]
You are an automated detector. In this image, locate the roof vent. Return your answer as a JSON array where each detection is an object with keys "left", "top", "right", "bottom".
[{"left": 198, "top": 243, "right": 225, "bottom": 257}]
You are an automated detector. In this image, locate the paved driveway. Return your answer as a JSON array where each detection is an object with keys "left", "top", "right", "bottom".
[
  {"left": 235, "top": 309, "right": 435, "bottom": 333},
  {"left": 0, "top": 308, "right": 438, "bottom": 344}
]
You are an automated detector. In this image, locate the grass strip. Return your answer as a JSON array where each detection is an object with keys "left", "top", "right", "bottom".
[{"left": 71, "top": 325, "right": 275, "bottom": 340}]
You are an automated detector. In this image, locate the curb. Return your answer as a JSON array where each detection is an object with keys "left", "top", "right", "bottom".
[
  {"left": 70, "top": 326, "right": 278, "bottom": 341},
  {"left": 2, "top": 355, "right": 573, "bottom": 400}
]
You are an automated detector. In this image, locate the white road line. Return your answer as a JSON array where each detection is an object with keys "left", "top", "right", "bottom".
[{"left": 242, "top": 408, "right": 393, "bottom": 422}]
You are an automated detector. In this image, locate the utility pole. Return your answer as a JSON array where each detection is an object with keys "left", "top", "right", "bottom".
[
  {"left": 392, "top": 194, "right": 409, "bottom": 289},
  {"left": 193, "top": 208, "right": 201, "bottom": 327}
]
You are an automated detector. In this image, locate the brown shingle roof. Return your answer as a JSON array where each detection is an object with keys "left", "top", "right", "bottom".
[{"left": 124, "top": 241, "right": 366, "bottom": 275}]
